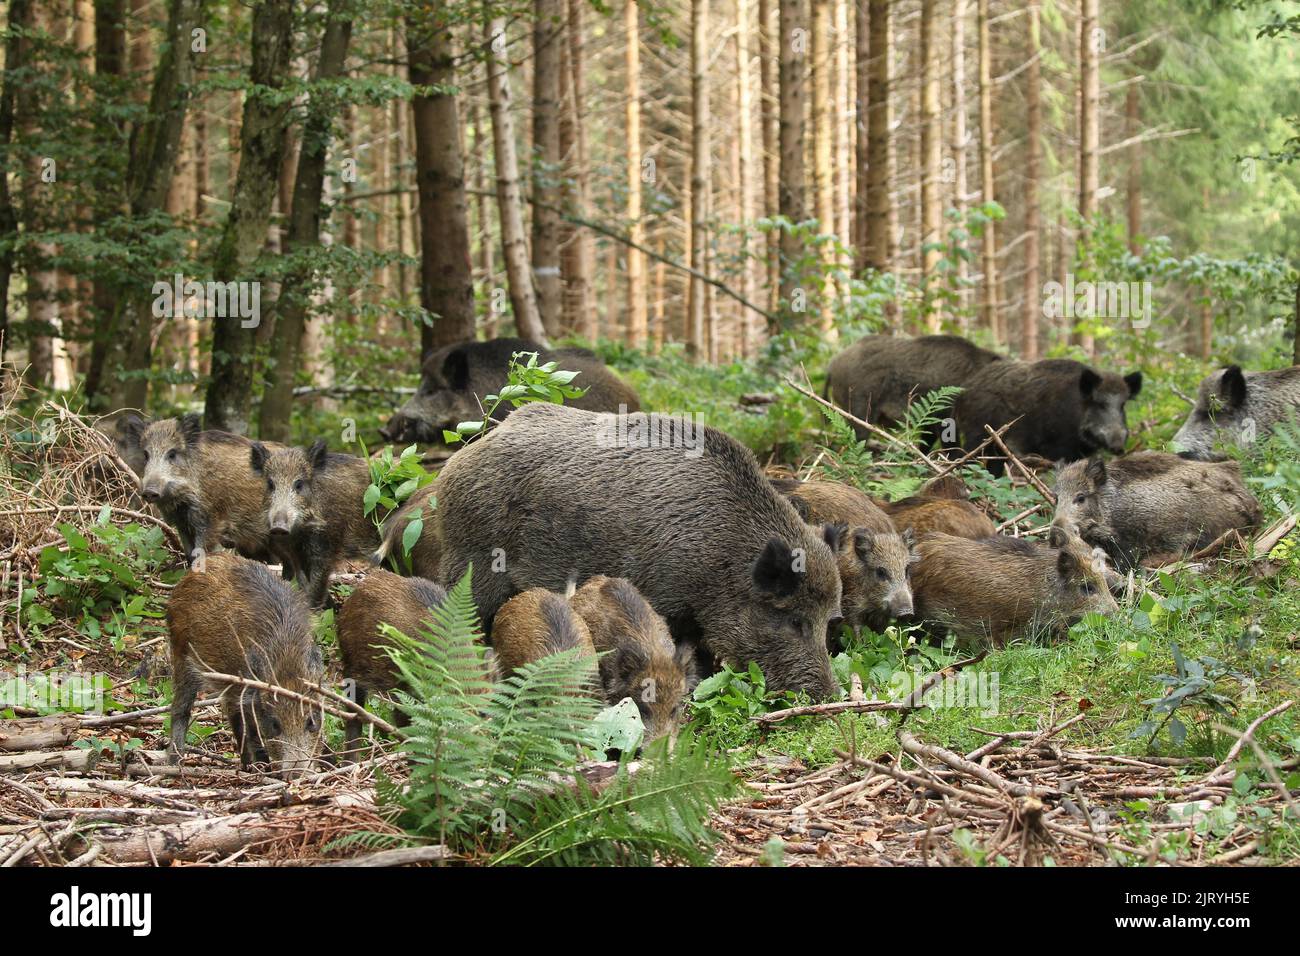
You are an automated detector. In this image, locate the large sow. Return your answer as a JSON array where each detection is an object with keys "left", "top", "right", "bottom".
[
  {"left": 1172, "top": 365, "right": 1300, "bottom": 460},
  {"left": 435, "top": 403, "right": 844, "bottom": 699}
]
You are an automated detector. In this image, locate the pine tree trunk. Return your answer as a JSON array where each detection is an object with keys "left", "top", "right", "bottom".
[
  {"left": 203, "top": 0, "right": 294, "bottom": 434},
  {"left": 408, "top": 3, "right": 476, "bottom": 359},
  {"left": 834, "top": 0, "right": 851, "bottom": 265},
  {"left": 625, "top": 0, "right": 647, "bottom": 347},
  {"left": 976, "top": 0, "right": 998, "bottom": 343},
  {"left": 736, "top": 0, "right": 757, "bottom": 356},
  {"left": 688, "top": 0, "right": 712, "bottom": 358},
  {"left": 919, "top": 0, "right": 942, "bottom": 331},
  {"left": 759, "top": 0, "right": 780, "bottom": 314},
  {"left": 486, "top": 18, "right": 547, "bottom": 344},
  {"left": 951, "top": 0, "right": 969, "bottom": 327},
  {"left": 1022, "top": 2, "right": 1041, "bottom": 361},
  {"left": 811, "top": 0, "right": 835, "bottom": 316},
  {"left": 1077, "top": 0, "right": 1099, "bottom": 356},
  {"left": 0, "top": 0, "right": 31, "bottom": 376},
  {"left": 562, "top": 0, "right": 595, "bottom": 339},
  {"left": 257, "top": 2, "right": 352, "bottom": 442},
  {"left": 531, "top": 0, "right": 563, "bottom": 336},
  {"left": 864, "top": 0, "right": 893, "bottom": 277},
  {"left": 777, "top": 0, "right": 808, "bottom": 326},
  {"left": 853, "top": 0, "right": 868, "bottom": 267},
  {"left": 1126, "top": 82, "right": 1141, "bottom": 255}
]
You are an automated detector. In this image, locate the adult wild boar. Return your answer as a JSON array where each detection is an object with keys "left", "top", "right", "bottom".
[
  {"left": 826, "top": 334, "right": 1003, "bottom": 441},
  {"left": 1172, "top": 365, "right": 1300, "bottom": 460},
  {"left": 955, "top": 359, "right": 1142, "bottom": 473},
  {"left": 435, "top": 403, "right": 844, "bottom": 699},
  {"left": 380, "top": 338, "right": 642, "bottom": 445},
  {"left": 1052, "top": 452, "right": 1261, "bottom": 570}
]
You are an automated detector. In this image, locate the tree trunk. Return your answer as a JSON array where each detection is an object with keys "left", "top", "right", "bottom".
[
  {"left": 811, "top": 0, "right": 835, "bottom": 315},
  {"left": 864, "top": 0, "right": 893, "bottom": 278},
  {"left": 625, "top": 0, "right": 647, "bottom": 347},
  {"left": 777, "top": 0, "right": 808, "bottom": 326},
  {"left": 834, "top": 0, "right": 851, "bottom": 261},
  {"left": 1126, "top": 81, "right": 1141, "bottom": 255},
  {"left": 736, "top": 0, "right": 756, "bottom": 356},
  {"left": 560, "top": 0, "right": 594, "bottom": 339},
  {"left": 853, "top": 0, "right": 868, "bottom": 267},
  {"left": 951, "top": 0, "right": 969, "bottom": 326},
  {"left": 1022, "top": 2, "right": 1041, "bottom": 361},
  {"left": 203, "top": 0, "right": 294, "bottom": 434},
  {"left": 257, "top": 2, "right": 352, "bottom": 442},
  {"left": 531, "top": 0, "right": 563, "bottom": 337},
  {"left": 471, "top": 100, "right": 496, "bottom": 337},
  {"left": 759, "top": 0, "right": 780, "bottom": 313},
  {"left": 688, "top": 0, "right": 712, "bottom": 358},
  {"left": 918, "top": 0, "right": 942, "bottom": 331},
  {"left": 486, "top": 18, "right": 547, "bottom": 344},
  {"left": 976, "top": 0, "right": 998, "bottom": 343},
  {"left": 1077, "top": 0, "right": 1099, "bottom": 356},
  {"left": 408, "top": 3, "right": 476, "bottom": 360},
  {"left": 0, "top": 0, "right": 31, "bottom": 376}
]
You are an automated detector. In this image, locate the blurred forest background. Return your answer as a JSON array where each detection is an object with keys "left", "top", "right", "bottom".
[{"left": 1, "top": 0, "right": 1298, "bottom": 443}]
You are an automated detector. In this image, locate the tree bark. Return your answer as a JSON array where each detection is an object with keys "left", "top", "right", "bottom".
[
  {"left": 976, "top": 0, "right": 998, "bottom": 343},
  {"left": 1077, "top": 0, "right": 1099, "bottom": 356},
  {"left": 918, "top": 0, "right": 942, "bottom": 330},
  {"left": 736, "top": 0, "right": 757, "bottom": 356},
  {"left": 777, "top": 0, "right": 808, "bottom": 327},
  {"left": 531, "top": 0, "right": 563, "bottom": 336},
  {"left": 560, "top": 0, "right": 594, "bottom": 339},
  {"left": 1126, "top": 81, "right": 1141, "bottom": 255},
  {"left": 0, "top": 0, "right": 32, "bottom": 376},
  {"left": 811, "top": 0, "right": 835, "bottom": 315},
  {"left": 759, "top": 0, "right": 780, "bottom": 313},
  {"left": 688, "top": 0, "right": 712, "bottom": 358},
  {"left": 203, "top": 0, "right": 294, "bottom": 434},
  {"left": 257, "top": 1, "right": 352, "bottom": 442},
  {"left": 951, "top": 0, "right": 969, "bottom": 326},
  {"left": 864, "top": 0, "right": 893, "bottom": 278},
  {"left": 1022, "top": 2, "right": 1041, "bottom": 361},
  {"left": 486, "top": 18, "right": 547, "bottom": 344},
  {"left": 625, "top": 0, "right": 647, "bottom": 347}
]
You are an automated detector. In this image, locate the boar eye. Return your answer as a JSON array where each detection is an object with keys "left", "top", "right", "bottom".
[
  {"left": 293, "top": 480, "right": 306, "bottom": 494},
  {"left": 876, "top": 568, "right": 889, "bottom": 581},
  {"left": 267, "top": 479, "right": 276, "bottom": 492},
  {"left": 167, "top": 449, "right": 179, "bottom": 463},
  {"left": 1074, "top": 493, "right": 1087, "bottom": 505},
  {"left": 305, "top": 712, "right": 320, "bottom": 733},
  {"left": 265, "top": 716, "right": 282, "bottom": 737},
  {"left": 1080, "top": 581, "right": 1095, "bottom": 596}
]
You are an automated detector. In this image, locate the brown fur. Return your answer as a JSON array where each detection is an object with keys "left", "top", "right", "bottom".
[
  {"left": 336, "top": 569, "right": 447, "bottom": 757},
  {"left": 570, "top": 576, "right": 696, "bottom": 742},
  {"left": 881, "top": 497, "right": 996, "bottom": 540},
  {"left": 166, "top": 554, "right": 324, "bottom": 778},
  {"left": 374, "top": 482, "right": 440, "bottom": 576},
  {"left": 771, "top": 478, "right": 894, "bottom": 534},
  {"left": 490, "top": 588, "right": 597, "bottom": 681}
]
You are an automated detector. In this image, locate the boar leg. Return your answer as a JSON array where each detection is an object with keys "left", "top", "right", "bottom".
[
  {"left": 302, "top": 534, "right": 334, "bottom": 608},
  {"left": 167, "top": 661, "right": 200, "bottom": 763},
  {"left": 343, "top": 682, "right": 368, "bottom": 763}
]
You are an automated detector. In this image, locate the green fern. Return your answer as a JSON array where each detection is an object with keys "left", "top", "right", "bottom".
[
  {"left": 372, "top": 567, "right": 737, "bottom": 864},
  {"left": 897, "top": 385, "right": 963, "bottom": 448}
]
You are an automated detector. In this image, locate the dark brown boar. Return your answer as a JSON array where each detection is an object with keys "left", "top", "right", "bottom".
[
  {"left": 166, "top": 553, "right": 325, "bottom": 778},
  {"left": 879, "top": 496, "right": 996, "bottom": 540},
  {"left": 120, "top": 414, "right": 279, "bottom": 565},
  {"left": 372, "top": 482, "right": 440, "bottom": 577},
  {"left": 910, "top": 526, "right": 1118, "bottom": 647},
  {"left": 955, "top": 359, "right": 1143, "bottom": 473},
  {"left": 826, "top": 334, "right": 1003, "bottom": 442},
  {"left": 490, "top": 587, "right": 597, "bottom": 682},
  {"left": 335, "top": 569, "right": 448, "bottom": 757},
  {"left": 380, "top": 338, "right": 642, "bottom": 445},
  {"left": 435, "top": 403, "right": 844, "bottom": 699},
  {"left": 249, "top": 441, "right": 380, "bottom": 608},
  {"left": 570, "top": 575, "right": 696, "bottom": 743},
  {"left": 1052, "top": 451, "right": 1262, "bottom": 570}
]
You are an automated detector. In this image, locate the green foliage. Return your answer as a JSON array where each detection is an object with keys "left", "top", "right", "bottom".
[
  {"left": 359, "top": 441, "right": 435, "bottom": 535},
  {"left": 442, "top": 350, "right": 588, "bottom": 445},
  {"left": 1133, "top": 643, "right": 1242, "bottom": 748}
]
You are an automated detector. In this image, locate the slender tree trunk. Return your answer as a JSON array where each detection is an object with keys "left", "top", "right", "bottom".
[
  {"left": 1126, "top": 82, "right": 1142, "bottom": 255},
  {"left": 407, "top": 3, "right": 476, "bottom": 359},
  {"left": 1022, "top": 2, "right": 1041, "bottom": 361},
  {"left": 625, "top": 0, "right": 647, "bottom": 347},
  {"left": 0, "top": 0, "right": 32, "bottom": 376},
  {"left": 688, "top": 0, "right": 712, "bottom": 358},
  {"left": 777, "top": 0, "right": 808, "bottom": 326},
  {"left": 736, "top": 0, "right": 757, "bottom": 357},
  {"left": 834, "top": 0, "right": 851, "bottom": 258},
  {"left": 486, "top": 18, "right": 547, "bottom": 344},
  {"left": 853, "top": 0, "right": 868, "bottom": 268},
  {"left": 976, "top": 0, "right": 998, "bottom": 343},
  {"left": 759, "top": 0, "right": 780, "bottom": 314},
  {"left": 257, "top": 2, "right": 352, "bottom": 441},
  {"left": 811, "top": 0, "right": 835, "bottom": 316},
  {"left": 471, "top": 100, "right": 496, "bottom": 337},
  {"left": 563, "top": 0, "right": 595, "bottom": 339},
  {"left": 203, "top": 0, "right": 294, "bottom": 434},
  {"left": 951, "top": 0, "right": 969, "bottom": 327},
  {"left": 919, "top": 0, "right": 942, "bottom": 330},
  {"left": 531, "top": 0, "right": 563, "bottom": 336},
  {"left": 1077, "top": 0, "right": 1099, "bottom": 356},
  {"left": 864, "top": 0, "right": 893, "bottom": 279}
]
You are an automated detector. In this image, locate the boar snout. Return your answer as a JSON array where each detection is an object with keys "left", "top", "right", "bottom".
[
  {"left": 888, "top": 587, "right": 914, "bottom": 617},
  {"left": 268, "top": 513, "right": 294, "bottom": 535}
]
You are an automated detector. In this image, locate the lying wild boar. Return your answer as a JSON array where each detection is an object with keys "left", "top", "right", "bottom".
[
  {"left": 435, "top": 403, "right": 844, "bottom": 699},
  {"left": 1053, "top": 452, "right": 1262, "bottom": 570},
  {"left": 571, "top": 575, "right": 697, "bottom": 743},
  {"left": 120, "top": 414, "right": 278, "bottom": 565},
  {"left": 167, "top": 554, "right": 324, "bottom": 778},
  {"left": 826, "top": 334, "right": 1003, "bottom": 442},
  {"left": 878, "top": 496, "right": 996, "bottom": 540},
  {"left": 250, "top": 441, "right": 380, "bottom": 608},
  {"left": 1172, "top": 364, "right": 1300, "bottom": 460},
  {"left": 910, "top": 526, "right": 1118, "bottom": 646},
  {"left": 380, "top": 337, "right": 642, "bottom": 445},
  {"left": 956, "top": 359, "right": 1142, "bottom": 472},
  {"left": 336, "top": 569, "right": 448, "bottom": 757},
  {"left": 770, "top": 477, "right": 895, "bottom": 534}
]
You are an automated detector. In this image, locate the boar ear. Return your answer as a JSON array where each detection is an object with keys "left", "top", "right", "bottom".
[
  {"left": 1057, "top": 546, "right": 1083, "bottom": 578},
  {"left": 1047, "top": 524, "right": 1070, "bottom": 550},
  {"left": 307, "top": 439, "right": 329, "bottom": 470},
  {"left": 1084, "top": 456, "right": 1108, "bottom": 486},
  {"left": 900, "top": 526, "right": 917, "bottom": 551},
  {"left": 1078, "top": 368, "right": 1102, "bottom": 397},
  {"left": 249, "top": 442, "right": 268, "bottom": 474},
  {"left": 851, "top": 528, "right": 876, "bottom": 561},
  {"left": 674, "top": 640, "right": 701, "bottom": 688},
  {"left": 179, "top": 413, "right": 202, "bottom": 446},
  {"left": 822, "top": 522, "right": 847, "bottom": 553},
  {"left": 441, "top": 348, "right": 471, "bottom": 390},
  {"left": 752, "top": 537, "right": 800, "bottom": 597},
  {"left": 1219, "top": 366, "right": 1247, "bottom": 408},
  {"left": 119, "top": 413, "right": 147, "bottom": 446},
  {"left": 782, "top": 491, "right": 811, "bottom": 522},
  {"left": 1124, "top": 371, "right": 1143, "bottom": 398}
]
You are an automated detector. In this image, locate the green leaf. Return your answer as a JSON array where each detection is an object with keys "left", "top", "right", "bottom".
[{"left": 401, "top": 516, "right": 423, "bottom": 557}]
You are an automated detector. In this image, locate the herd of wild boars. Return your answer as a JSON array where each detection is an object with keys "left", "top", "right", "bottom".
[{"left": 104, "top": 332, "right": 1292, "bottom": 777}]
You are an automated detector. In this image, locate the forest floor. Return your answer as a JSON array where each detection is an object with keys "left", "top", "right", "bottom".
[{"left": 2, "top": 370, "right": 1299, "bottom": 867}]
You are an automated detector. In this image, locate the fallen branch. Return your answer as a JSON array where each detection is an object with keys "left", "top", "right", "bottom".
[
  {"left": 319, "top": 844, "right": 452, "bottom": 867},
  {"left": 1206, "top": 700, "right": 1294, "bottom": 782},
  {"left": 198, "top": 671, "right": 397, "bottom": 736},
  {"left": 983, "top": 425, "right": 1056, "bottom": 504}
]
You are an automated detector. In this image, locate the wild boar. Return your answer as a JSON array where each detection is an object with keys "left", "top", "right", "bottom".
[
  {"left": 120, "top": 414, "right": 277, "bottom": 565},
  {"left": 879, "top": 496, "right": 996, "bottom": 540},
  {"left": 372, "top": 482, "right": 440, "bottom": 577},
  {"left": 166, "top": 553, "right": 325, "bottom": 778},
  {"left": 838, "top": 526, "right": 917, "bottom": 637},
  {"left": 570, "top": 575, "right": 696, "bottom": 743},
  {"left": 249, "top": 440, "right": 380, "bottom": 608},
  {"left": 1052, "top": 451, "right": 1262, "bottom": 570},
  {"left": 955, "top": 359, "right": 1143, "bottom": 472},
  {"left": 335, "top": 569, "right": 448, "bottom": 757},
  {"left": 490, "top": 586, "right": 597, "bottom": 681},
  {"left": 770, "top": 476, "right": 895, "bottom": 534},
  {"left": 826, "top": 334, "right": 1003, "bottom": 442},
  {"left": 380, "top": 337, "right": 642, "bottom": 445},
  {"left": 910, "top": 526, "right": 1118, "bottom": 647},
  {"left": 1172, "top": 365, "right": 1300, "bottom": 460},
  {"left": 435, "top": 403, "right": 844, "bottom": 699}
]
